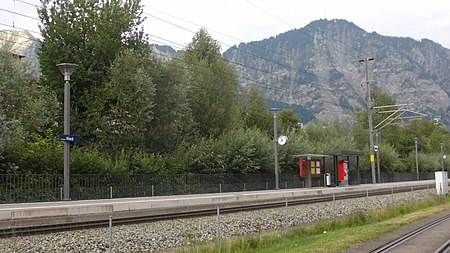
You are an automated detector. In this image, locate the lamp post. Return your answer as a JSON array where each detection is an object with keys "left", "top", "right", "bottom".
[
  {"left": 57, "top": 63, "right": 77, "bottom": 201},
  {"left": 443, "top": 155, "right": 447, "bottom": 173},
  {"left": 269, "top": 108, "right": 282, "bottom": 190},
  {"left": 375, "top": 131, "right": 381, "bottom": 183},
  {"left": 441, "top": 142, "right": 445, "bottom": 171},
  {"left": 359, "top": 57, "right": 376, "bottom": 184},
  {"left": 414, "top": 138, "right": 419, "bottom": 181}
]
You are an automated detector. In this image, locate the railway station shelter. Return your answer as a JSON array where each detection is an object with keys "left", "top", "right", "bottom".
[
  {"left": 322, "top": 150, "right": 364, "bottom": 187},
  {"left": 294, "top": 154, "right": 329, "bottom": 188}
]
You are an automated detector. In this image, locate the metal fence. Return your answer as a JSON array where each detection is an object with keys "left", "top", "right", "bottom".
[{"left": 0, "top": 172, "right": 439, "bottom": 204}]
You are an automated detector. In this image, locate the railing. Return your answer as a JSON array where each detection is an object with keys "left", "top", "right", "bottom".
[{"left": 0, "top": 172, "right": 438, "bottom": 204}]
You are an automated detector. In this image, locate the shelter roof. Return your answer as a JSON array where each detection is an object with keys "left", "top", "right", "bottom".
[
  {"left": 322, "top": 150, "right": 364, "bottom": 156},
  {"left": 293, "top": 154, "right": 329, "bottom": 159}
]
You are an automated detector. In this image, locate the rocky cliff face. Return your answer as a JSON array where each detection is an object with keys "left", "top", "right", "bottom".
[
  {"left": 223, "top": 19, "right": 450, "bottom": 124},
  {"left": 2, "top": 21, "right": 449, "bottom": 125},
  {"left": 0, "top": 30, "right": 41, "bottom": 77}
]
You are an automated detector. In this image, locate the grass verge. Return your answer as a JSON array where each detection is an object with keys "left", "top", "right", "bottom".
[{"left": 175, "top": 194, "right": 449, "bottom": 253}]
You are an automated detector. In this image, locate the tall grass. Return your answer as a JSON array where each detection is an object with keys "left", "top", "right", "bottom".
[{"left": 177, "top": 194, "right": 448, "bottom": 253}]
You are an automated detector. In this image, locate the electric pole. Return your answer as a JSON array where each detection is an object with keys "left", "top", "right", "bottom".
[{"left": 359, "top": 57, "right": 376, "bottom": 184}]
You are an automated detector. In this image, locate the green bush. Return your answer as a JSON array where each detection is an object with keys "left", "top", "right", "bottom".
[
  {"left": 130, "top": 151, "right": 168, "bottom": 174},
  {"left": 4, "top": 130, "right": 63, "bottom": 174},
  {"left": 403, "top": 152, "right": 441, "bottom": 172},
  {"left": 71, "top": 147, "right": 113, "bottom": 174},
  {"left": 173, "top": 128, "right": 272, "bottom": 174},
  {"left": 218, "top": 128, "right": 272, "bottom": 174},
  {"left": 175, "top": 137, "right": 222, "bottom": 174}
]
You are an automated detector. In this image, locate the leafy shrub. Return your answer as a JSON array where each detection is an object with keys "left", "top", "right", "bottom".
[
  {"left": 218, "top": 128, "right": 272, "bottom": 174},
  {"left": 130, "top": 151, "right": 168, "bottom": 174},
  {"left": 3, "top": 129, "right": 63, "bottom": 174},
  {"left": 403, "top": 152, "right": 441, "bottom": 172},
  {"left": 71, "top": 147, "right": 113, "bottom": 174},
  {"left": 175, "top": 137, "right": 223, "bottom": 174}
]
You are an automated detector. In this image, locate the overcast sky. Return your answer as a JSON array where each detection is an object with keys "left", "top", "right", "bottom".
[{"left": 1, "top": 0, "right": 450, "bottom": 51}]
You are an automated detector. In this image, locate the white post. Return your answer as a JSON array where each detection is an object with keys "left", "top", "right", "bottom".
[
  {"left": 333, "top": 193, "right": 336, "bottom": 218},
  {"left": 391, "top": 188, "right": 394, "bottom": 204},
  {"left": 216, "top": 206, "right": 221, "bottom": 251},
  {"left": 285, "top": 199, "right": 288, "bottom": 230},
  {"left": 108, "top": 216, "right": 113, "bottom": 253}
]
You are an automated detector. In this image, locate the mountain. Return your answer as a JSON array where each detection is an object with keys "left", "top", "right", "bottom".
[
  {"left": 2, "top": 20, "right": 449, "bottom": 125},
  {"left": 150, "top": 44, "right": 184, "bottom": 58},
  {"left": 0, "top": 30, "right": 41, "bottom": 76},
  {"left": 223, "top": 19, "right": 450, "bottom": 125}
]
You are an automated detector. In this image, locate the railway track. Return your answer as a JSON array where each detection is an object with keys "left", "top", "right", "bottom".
[
  {"left": 0, "top": 184, "right": 431, "bottom": 238},
  {"left": 371, "top": 213, "right": 450, "bottom": 253}
]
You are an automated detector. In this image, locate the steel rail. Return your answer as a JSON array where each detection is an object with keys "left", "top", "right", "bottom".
[
  {"left": 0, "top": 184, "right": 431, "bottom": 238},
  {"left": 371, "top": 214, "right": 450, "bottom": 253},
  {"left": 434, "top": 238, "right": 450, "bottom": 253}
]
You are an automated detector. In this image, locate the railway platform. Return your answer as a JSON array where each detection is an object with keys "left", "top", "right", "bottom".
[{"left": 0, "top": 180, "right": 442, "bottom": 227}]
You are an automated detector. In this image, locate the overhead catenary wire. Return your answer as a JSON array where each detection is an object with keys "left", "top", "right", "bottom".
[
  {"left": 0, "top": 24, "right": 358, "bottom": 116},
  {"left": 145, "top": 10, "right": 338, "bottom": 84},
  {"left": 0, "top": 5, "right": 330, "bottom": 85},
  {"left": 0, "top": 6, "right": 338, "bottom": 93},
  {"left": 0, "top": 3, "right": 360, "bottom": 115},
  {"left": 2, "top": 1, "right": 363, "bottom": 91},
  {"left": 250, "top": 0, "right": 371, "bottom": 58}
]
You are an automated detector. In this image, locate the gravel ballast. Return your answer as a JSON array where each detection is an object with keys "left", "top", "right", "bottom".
[{"left": 0, "top": 189, "right": 434, "bottom": 252}]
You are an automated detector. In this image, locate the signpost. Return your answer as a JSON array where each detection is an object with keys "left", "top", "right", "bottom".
[{"left": 58, "top": 134, "right": 81, "bottom": 143}]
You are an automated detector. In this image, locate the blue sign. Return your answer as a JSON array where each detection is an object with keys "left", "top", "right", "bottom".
[{"left": 58, "top": 134, "right": 81, "bottom": 143}]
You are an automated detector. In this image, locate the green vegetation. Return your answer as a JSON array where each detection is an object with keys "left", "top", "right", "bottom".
[
  {"left": 0, "top": 0, "right": 449, "bottom": 175},
  {"left": 177, "top": 195, "right": 449, "bottom": 253}
]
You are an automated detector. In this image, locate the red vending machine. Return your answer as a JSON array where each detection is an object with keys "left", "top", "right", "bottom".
[{"left": 338, "top": 160, "right": 349, "bottom": 186}]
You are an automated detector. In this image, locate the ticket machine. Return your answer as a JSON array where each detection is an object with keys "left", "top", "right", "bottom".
[{"left": 338, "top": 160, "right": 349, "bottom": 186}]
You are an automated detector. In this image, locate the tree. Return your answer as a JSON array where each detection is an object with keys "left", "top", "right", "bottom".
[
  {"left": 0, "top": 51, "right": 58, "bottom": 133},
  {"left": 143, "top": 55, "right": 195, "bottom": 153},
  {"left": 305, "top": 120, "right": 357, "bottom": 153},
  {"left": 97, "top": 49, "right": 155, "bottom": 151},
  {"left": 38, "top": 0, "right": 148, "bottom": 143},
  {"left": 182, "top": 29, "right": 239, "bottom": 137},
  {"left": 243, "top": 85, "right": 272, "bottom": 133},
  {"left": 278, "top": 109, "right": 300, "bottom": 132}
]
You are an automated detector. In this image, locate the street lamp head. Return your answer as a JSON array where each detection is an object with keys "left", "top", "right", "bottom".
[
  {"left": 57, "top": 63, "right": 78, "bottom": 81},
  {"left": 269, "top": 108, "right": 282, "bottom": 112},
  {"left": 269, "top": 108, "right": 282, "bottom": 118},
  {"left": 413, "top": 137, "right": 419, "bottom": 142},
  {"left": 359, "top": 57, "right": 375, "bottom": 63}
]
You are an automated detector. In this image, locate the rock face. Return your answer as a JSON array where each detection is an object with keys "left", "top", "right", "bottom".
[
  {"left": 223, "top": 19, "right": 450, "bottom": 124},
  {"left": 2, "top": 19, "right": 449, "bottom": 125},
  {"left": 0, "top": 30, "right": 41, "bottom": 77}
]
